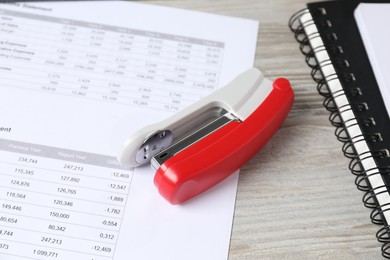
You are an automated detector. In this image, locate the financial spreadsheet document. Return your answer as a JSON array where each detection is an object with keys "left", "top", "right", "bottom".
[{"left": 0, "top": 1, "right": 259, "bottom": 259}]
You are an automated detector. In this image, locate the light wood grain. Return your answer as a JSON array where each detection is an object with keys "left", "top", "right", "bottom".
[{"left": 141, "top": 0, "right": 382, "bottom": 259}]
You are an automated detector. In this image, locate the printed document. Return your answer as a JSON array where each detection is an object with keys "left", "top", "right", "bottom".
[{"left": 0, "top": 1, "right": 258, "bottom": 259}]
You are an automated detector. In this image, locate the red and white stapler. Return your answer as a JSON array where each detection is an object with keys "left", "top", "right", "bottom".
[{"left": 118, "top": 68, "right": 294, "bottom": 204}]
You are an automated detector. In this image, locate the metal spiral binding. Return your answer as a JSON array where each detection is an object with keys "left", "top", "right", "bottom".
[
  {"left": 289, "top": 8, "right": 390, "bottom": 258},
  {"left": 357, "top": 166, "right": 382, "bottom": 192},
  {"left": 343, "top": 133, "right": 382, "bottom": 159},
  {"left": 325, "top": 88, "right": 347, "bottom": 114},
  {"left": 316, "top": 76, "right": 333, "bottom": 97}
]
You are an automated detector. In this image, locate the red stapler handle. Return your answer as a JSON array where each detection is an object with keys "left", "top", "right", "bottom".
[{"left": 154, "top": 78, "right": 293, "bottom": 204}]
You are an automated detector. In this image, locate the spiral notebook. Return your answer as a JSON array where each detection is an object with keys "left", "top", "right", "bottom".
[{"left": 289, "top": 0, "right": 390, "bottom": 258}]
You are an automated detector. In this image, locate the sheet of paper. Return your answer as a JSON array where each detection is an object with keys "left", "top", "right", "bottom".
[
  {"left": 355, "top": 3, "right": 390, "bottom": 117},
  {"left": 0, "top": 1, "right": 258, "bottom": 259}
]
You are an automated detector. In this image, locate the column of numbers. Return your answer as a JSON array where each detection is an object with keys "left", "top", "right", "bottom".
[{"left": 0, "top": 150, "right": 132, "bottom": 259}]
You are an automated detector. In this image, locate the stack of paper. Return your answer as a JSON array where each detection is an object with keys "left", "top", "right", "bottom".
[{"left": 0, "top": 1, "right": 258, "bottom": 260}]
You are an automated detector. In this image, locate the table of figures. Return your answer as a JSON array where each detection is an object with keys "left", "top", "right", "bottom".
[
  {"left": 0, "top": 8, "right": 224, "bottom": 112},
  {"left": 0, "top": 139, "right": 132, "bottom": 260}
]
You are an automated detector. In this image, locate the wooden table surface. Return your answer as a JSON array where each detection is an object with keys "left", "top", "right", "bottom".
[{"left": 140, "top": 0, "right": 381, "bottom": 259}]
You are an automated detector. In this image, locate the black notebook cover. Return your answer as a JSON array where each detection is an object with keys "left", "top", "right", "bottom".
[{"left": 290, "top": 0, "right": 390, "bottom": 258}]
